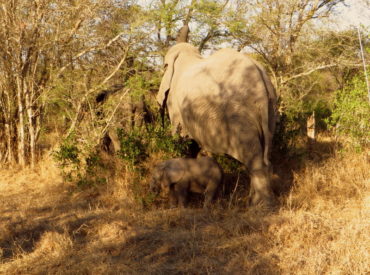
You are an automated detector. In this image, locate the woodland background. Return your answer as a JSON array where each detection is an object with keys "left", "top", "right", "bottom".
[{"left": 0, "top": 0, "right": 369, "bottom": 274}]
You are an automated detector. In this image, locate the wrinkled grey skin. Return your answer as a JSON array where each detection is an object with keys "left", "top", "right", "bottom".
[
  {"left": 157, "top": 43, "right": 278, "bottom": 207},
  {"left": 150, "top": 157, "right": 223, "bottom": 208}
]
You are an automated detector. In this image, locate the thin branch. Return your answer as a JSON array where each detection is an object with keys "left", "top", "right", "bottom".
[
  {"left": 282, "top": 64, "right": 337, "bottom": 84},
  {"left": 184, "top": 0, "right": 197, "bottom": 25},
  {"left": 228, "top": 171, "right": 240, "bottom": 210},
  {"left": 282, "top": 62, "right": 364, "bottom": 84},
  {"left": 56, "top": 31, "right": 127, "bottom": 78},
  {"left": 198, "top": 30, "right": 215, "bottom": 52},
  {"left": 64, "top": 46, "right": 130, "bottom": 138},
  {"left": 357, "top": 26, "right": 370, "bottom": 102},
  {"left": 100, "top": 88, "right": 130, "bottom": 137}
]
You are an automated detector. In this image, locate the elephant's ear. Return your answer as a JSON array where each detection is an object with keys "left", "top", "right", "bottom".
[
  {"left": 156, "top": 51, "right": 179, "bottom": 108},
  {"left": 159, "top": 165, "right": 183, "bottom": 193}
]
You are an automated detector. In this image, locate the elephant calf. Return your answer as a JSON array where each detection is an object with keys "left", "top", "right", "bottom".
[{"left": 150, "top": 157, "right": 223, "bottom": 208}]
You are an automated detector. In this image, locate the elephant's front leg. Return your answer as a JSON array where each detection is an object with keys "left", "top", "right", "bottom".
[
  {"left": 169, "top": 188, "right": 178, "bottom": 208},
  {"left": 173, "top": 183, "right": 188, "bottom": 208}
]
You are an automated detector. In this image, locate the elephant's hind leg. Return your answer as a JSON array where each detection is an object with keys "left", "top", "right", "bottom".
[
  {"left": 173, "top": 184, "right": 188, "bottom": 208},
  {"left": 249, "top": 157, "right": 276, "bottom": 207}
]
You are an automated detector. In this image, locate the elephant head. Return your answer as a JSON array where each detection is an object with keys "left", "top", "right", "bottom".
[
  {"left": 156, "top": 43, "right": 200, "bottom": 109},
  {"left": 150, "top": 161, "right": 184, "bottom": 195},
  {"left": 156, "top": 48, "right": 178, "bottom": 108},
  {"left": 156, "top": 22, "right": 190, "bottom": 108}
]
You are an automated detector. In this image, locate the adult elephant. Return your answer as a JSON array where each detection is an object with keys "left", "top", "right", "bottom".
[{"left": 157, "top": 41, "right": 278, "bottom": 207}]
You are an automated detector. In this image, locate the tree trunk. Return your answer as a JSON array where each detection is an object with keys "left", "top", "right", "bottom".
[
  {"left": 16, "top": 77, "right": 26, "bottom": 167},
  {"left": 4, "top": 121, "right": 13, "bottom": 164},
  {"left": 26, "top": 91, "right": 36, "bottom": 168},
  {"left": 307, "top": 111, "right": 316, "bottom": 155}
]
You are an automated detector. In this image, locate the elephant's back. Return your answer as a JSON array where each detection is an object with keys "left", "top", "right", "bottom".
[
  {"left": 180, "top": 50, "right": 268, "bottom": 103},
  {"left": 186, "top": 157, "right": 223, "bottom": 182}
]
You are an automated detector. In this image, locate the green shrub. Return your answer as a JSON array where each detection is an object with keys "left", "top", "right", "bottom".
[
  {"left": 117, "top": 128, "right": 148, "bottom": 165},
  {"left": 312, "top": 100, "right": 332, "bottom": 132},
  {"left": 53, "top": 135, "right": 107, "bottom": 188},
  {"left": 215, "top": 154, "right": 243, "bottom": 174},
  {"left": 274, "top": 96, "right": 332, "bottom": 155},
  {"left": 53, "top": 135, "right": 81, "bottom": 182},
  {"left": 273, "top": 112, "right": 304, "bottom": 154},
  {"left": 147, "top": 124, "right": 191, "bottom": 158},
  {"left": 327, "top": 77, "right": 370, "bottom": 149},
  {"left": 117, "top": 116, "right": 191, "bottom": 166}
]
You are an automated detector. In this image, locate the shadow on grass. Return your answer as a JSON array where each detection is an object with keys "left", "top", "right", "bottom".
[
  {"left": 0, "top": 138, "right": 340, "bottom": 274},
  {"left": 0, "top": 189, "right": 103, "bottom": 262},
  {"left": 107, "top": 208, "right": 282, "bottom": 274},
  {"left": 1, "top": 193, "right": 282, "bottom": 274}
]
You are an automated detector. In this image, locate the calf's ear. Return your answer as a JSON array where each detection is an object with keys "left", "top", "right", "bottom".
[{"left": 160, "top": 167, "right": 184, "bottom": 192}]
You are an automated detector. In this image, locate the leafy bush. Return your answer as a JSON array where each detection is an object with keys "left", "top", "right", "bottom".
[
  {"left": 53, "top": 135, "right": 107, "bottom": 188},
  {"left": 274, "top": 96, "right": 332, "bottom": 155},
  {"left": 311, "top": 100, "right": 332, "bottom": 131},
  {"left": 117, "top": 117, "right": 191, "bottom": 166},
  {"left": 147, "top": 124, "right": 191, "bottom": 158},
  {"left": 273, "top": 112, "right": 304, "bottom": 154},
  {"left": 118, "top": 128, "right": 148, "bottom": 165},
  {"left": 215, "top": 154, "right": 243, "bottom": 174},
  {"left": 327, "top": 77, "right": 370, "bottom": 149},
  {"left": 53, "top": 135, "right": 81, "bottom": 182}
]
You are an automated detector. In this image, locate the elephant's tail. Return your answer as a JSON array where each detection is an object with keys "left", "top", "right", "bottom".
[
  {"left": 260, "top": 109, "right": 271, "bottom": 168},
  {"left": 252, "top": 61, "right": 277, "bottom": 168}
]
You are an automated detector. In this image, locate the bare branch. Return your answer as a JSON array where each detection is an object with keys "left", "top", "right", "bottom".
[
  {"left": 100, "top": 88, "right": 130, "bottom": 137},
  {"left": 282, "top": 63, "right": 363, "bottom": 84},
  {"left": 56, "top": 31, "right": 127, "bottom": 78},
  {"left": 64, "top": 45, "right": 130, "bottom": 138}
]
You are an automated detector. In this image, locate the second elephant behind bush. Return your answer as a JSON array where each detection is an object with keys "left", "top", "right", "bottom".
[{"left": 150, "top": 157, "right": 223, "bottom": 208}]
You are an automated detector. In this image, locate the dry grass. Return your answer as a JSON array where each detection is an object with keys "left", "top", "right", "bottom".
[{"left": 0, "top": 141, "right": 369, "bottom": 274}]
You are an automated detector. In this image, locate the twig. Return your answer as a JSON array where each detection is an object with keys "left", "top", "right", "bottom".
[
  {"left": 100, "top": 88, "right": 130, "bottom": 137},
  {"left": 357, "top": 26, "right": 370, "bottom": 102},
  {"left": 281, "top": 64, "right": 337, "bottom": 84},
  {"left": 228, "top": 171, "right": 240, "bottom": 209},
  {"left": 56, "top": 31, "right": 127, "bottom": 78},
  {"left": 281, "top": 62, "right": 364, "bottom": 84},
  {"left": 64, "top": 47, "right": 129, "bottom": 138}
]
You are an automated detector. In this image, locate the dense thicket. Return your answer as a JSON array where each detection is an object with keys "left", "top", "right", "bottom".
[{"left": 0, "top": 0, "right": 368, "bottom": 170}]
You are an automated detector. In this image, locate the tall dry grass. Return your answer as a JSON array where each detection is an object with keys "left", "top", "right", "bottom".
[
  {"left": 272, "top": 152, "right": 370, "bottom": 274},
  {"left": 0, "top": 141, "right": 369, "bottom": 274}
]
